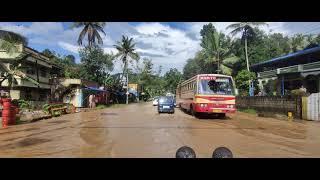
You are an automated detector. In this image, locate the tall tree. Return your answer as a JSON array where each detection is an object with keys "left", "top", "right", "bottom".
[
  {"left": 164, "top": 68, "right": 182, "bottom": 93},
  {"left": 290, "top": 34, "right": 305, "bottom": 52},
  {"left": 227, "top": 22, "right": 268, "bottom": 71},
  {"left": 79, "top": 45, "right": 114, "bottom": 85},
  {"left": 71, "top": 22, "right": 106, "bottom": 47},
  {"left": 0, "top": 30, "right": 27, "bottom": 54},
  {"left": 114, "top": 35, "right": 140, "bottom": 104},
  {"left": 200, "top": 24, "right": 239, "bottom": 75}
]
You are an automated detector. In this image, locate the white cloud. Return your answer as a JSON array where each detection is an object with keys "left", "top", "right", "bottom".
[
  {"left": 103, "top": 47, "right": 118, "bottom": 54},
  {"left": 2, "top": 22, "right": 318, "bottom": 75},
  {"left": 57, "top": 42, "right": 80, "bottom": 54}
]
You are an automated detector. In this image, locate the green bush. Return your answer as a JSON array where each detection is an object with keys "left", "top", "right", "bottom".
[
  {"left": 239, "top": 108, "right": 257, "bottom": 114},
  {"left": 11, "top": 99, "right": 31, "bottom": 109},
  {"left": 42, "top": 104, "right": 51, "bottom": 113}
]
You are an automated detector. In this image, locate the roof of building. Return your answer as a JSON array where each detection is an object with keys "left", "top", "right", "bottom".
[
  {"left": 24, "top": 46, "right": 63, "bottom": 69},
  {"left": 251, "top": 45, "right": 320, "bottom": 72}
]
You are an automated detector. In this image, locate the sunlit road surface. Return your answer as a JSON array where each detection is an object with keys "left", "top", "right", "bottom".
[{"left": 1, "top": 102, "right": 320, "bottom": 158}]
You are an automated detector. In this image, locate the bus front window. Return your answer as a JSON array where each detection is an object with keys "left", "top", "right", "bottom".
[{"left": 198, "top": 78, "right": 234, "bottom": 95}]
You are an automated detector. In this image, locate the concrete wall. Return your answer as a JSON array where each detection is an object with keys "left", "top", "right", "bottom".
[{"left": 236, "top": 96, "right": 302, "bottom": 119}]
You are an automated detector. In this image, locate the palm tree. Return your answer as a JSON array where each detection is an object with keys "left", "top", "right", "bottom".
[
  {"left": 226, "top": 22, "right": 267, "bottom": 71},
  {"left": 0, "top": 55, "right": 39, "bottom": 95},
  {"left": 0, "top": 30, "right": 27, "bottom": 54},
  {"left": 114, "top": 35, "right": 140, "bottom": 104},
  {"left": 201, "top": 30, "right": 239, "bottom": 75},
  {"left": 71, "top": 22, "right": 106, "bottom": 47}
]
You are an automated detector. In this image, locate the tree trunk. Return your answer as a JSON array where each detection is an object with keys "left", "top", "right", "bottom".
[
  {"left": 245, "top": 37, "right": 250, "bottom": 71},
  {"left": 126, "top": 58, "right": 129, "bottom": 105}
]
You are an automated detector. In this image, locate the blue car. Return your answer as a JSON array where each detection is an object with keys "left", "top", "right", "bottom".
[{"left": 158, "top": 96, "right": 175, "bottom": 114}]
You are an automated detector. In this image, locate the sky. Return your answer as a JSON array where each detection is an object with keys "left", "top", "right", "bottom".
[{"left": 1, "top": 22, "right": 320, "bottom": 75}]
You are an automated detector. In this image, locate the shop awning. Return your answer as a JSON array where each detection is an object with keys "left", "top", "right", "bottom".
[{"left": 83, "top": 87, "right": 106, "bottom": 92}]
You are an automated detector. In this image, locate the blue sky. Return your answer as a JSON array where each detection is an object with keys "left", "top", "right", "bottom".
[{"left": 1, "top": 22, "right": 320, "bottom": 74}]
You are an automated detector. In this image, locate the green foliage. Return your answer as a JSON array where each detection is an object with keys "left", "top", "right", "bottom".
[
  {"left": 79, "top": 45, "right": 114, "bottom": 85},
  {"left": 200, "top": 23, "right": 239, "bottom": 75},
  {"left": 11, "top": 99, "right": 31, "bottom": 109},
  {"left": 71, "top": 22, "right": 106, "bottom": 47},
  {"left": 163, "top": 68, "right": 182, "bottom": 93},
  {"left": 114, "top": 35, "right": 140, "bottom": 82},
  {"left": 42, "top": 104, "right": 51, "bottom": 113},
  {"left": 235, "top": 70, "right": 256, "bottom": 96},
  {"left": 0, "top": 30, "right": 27, "bottom": 54},
  {"left": 239, "top": 108, "right": 257, "bottom": 115},
  {"left": 96, "top": 104, "right": 108, "bottom": 109}
]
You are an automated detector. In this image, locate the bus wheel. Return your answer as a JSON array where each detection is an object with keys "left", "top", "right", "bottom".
[{"left": 190, "top": 105, "right": 197, "bottom": 117}]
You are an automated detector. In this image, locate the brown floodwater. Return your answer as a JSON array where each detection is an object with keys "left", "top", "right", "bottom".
[{"left": 1, "top": 102, "right": 320, "bottom": 158}]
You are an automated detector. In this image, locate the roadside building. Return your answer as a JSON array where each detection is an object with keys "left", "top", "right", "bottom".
[
  {"left": 251, "top": 45, "right": 320, "bottom": 96},
  {"left": 59, "top": 78, "right": 108, "bottom": 108},
  {"left": 0, "top": 45, "right": 62, "bottom": 101}
]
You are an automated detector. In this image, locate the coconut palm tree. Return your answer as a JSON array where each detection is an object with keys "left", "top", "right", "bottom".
[
  {"left": 71, "top": 22, "right": 106, "bottom": 47},
  {"left": 226, "top": 22, "right": 267, "bottom": 71},
  {"left": 114, "top": 35, "right": 140, "bottom": 104},
  {"left": 201, "top": 30, "right": 239, "bottom": 75}
]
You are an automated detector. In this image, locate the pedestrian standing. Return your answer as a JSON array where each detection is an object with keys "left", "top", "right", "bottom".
[
  {"left": 88, "top": 94, "right": 93, "bottom": 108},
  {"left": 92, "top": 95, "right": 96, "bottom": 108}
]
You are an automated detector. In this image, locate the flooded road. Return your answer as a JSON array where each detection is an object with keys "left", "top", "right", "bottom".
[{"left": 1, "top": 102, "right": 320, "bottom": 157}]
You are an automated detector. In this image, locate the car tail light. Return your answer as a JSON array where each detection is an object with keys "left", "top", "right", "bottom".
[{"left": 200, "top": 103, "right": 207, "bottom": 108}]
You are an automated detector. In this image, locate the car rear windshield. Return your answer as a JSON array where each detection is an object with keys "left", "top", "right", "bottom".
[{"left": 159, "top": 97, "right": 173, "bottom": 104}]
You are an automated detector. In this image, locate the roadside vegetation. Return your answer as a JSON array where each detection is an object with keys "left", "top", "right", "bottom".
[
  {"left": 2, "top": 22, "right": 320, "bottom": 101},
  {"left": 238, "top": 108, "right": 257, "bottom": 115}
]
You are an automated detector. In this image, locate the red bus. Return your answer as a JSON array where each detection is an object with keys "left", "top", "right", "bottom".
[{"left": 176, "top": 74, "right": 237, "bottom": 117}]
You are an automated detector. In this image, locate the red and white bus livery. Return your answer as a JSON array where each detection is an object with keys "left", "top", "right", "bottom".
[{"left": 176, "top": 74, "right": 237, "bottom": 117}]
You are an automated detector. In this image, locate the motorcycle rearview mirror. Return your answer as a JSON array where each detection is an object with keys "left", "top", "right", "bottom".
[
  {"left": 176, "top": 146, "right": 196, "bottom": 158},
  {"left": 212, "top": 147, "right": 233, "bottom": 158}
]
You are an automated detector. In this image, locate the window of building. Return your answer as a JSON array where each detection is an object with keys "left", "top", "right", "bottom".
[
  {"left": 40, "top": 68, "right": 47, "bottom": 77},
  {"left": 26, "top": 67, "right": 35, "bottom": 75}
]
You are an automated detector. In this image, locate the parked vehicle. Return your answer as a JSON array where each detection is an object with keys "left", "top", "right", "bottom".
[
  {"left": 157, "top": 96, "right": 175, "bottom": 114},
  {"left": 152, "top": 97, "right": 159, "bottom": 106}
]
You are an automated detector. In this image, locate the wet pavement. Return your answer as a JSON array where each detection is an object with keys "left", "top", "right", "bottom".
[{"left": 1, "top": 102, "right": 320, "bottom": 158}]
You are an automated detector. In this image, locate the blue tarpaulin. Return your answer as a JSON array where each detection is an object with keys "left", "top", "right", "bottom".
[{"left": 83, "top": 87, "right": 106, "bottom": 92}]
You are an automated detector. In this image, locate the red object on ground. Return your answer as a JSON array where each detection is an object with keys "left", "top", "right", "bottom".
[
  {"left": 2, "top": 98, "right": 12, "bottom": 128},
  {"left": 2, "top": 98, "right": 12, "bottom": 109},
  {"left": 9, "top": 106, "right": 16, "bottom": 125},
  {"left": 2, "top": 109, "right": 10, "bottom": 128}
]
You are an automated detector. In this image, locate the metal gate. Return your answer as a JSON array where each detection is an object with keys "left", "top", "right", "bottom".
[{"left": 302, "top": 93, "right": 320, "bottom": 121}]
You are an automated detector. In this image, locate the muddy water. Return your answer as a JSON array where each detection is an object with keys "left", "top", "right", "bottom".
[{"left": 1, "top": 102, "right": 320, "bottom": 157}]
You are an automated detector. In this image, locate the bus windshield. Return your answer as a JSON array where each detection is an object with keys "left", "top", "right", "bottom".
[{"left": 198, "top": 77, "right": 234, "bottom": 95}]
